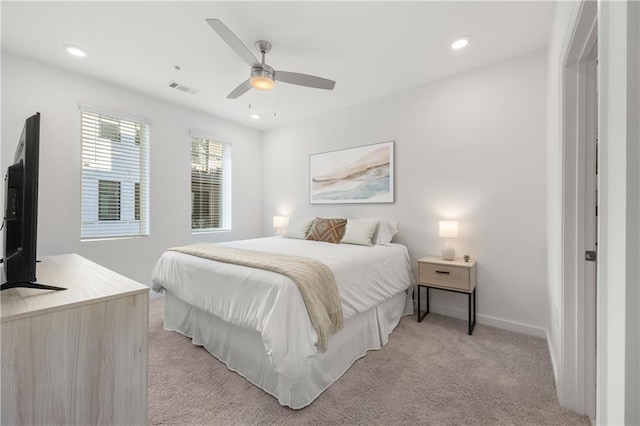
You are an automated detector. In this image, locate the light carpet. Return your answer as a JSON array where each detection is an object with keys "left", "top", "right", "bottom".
[{"left": 148, "top": 297, "right": 589, "bottom": 425}]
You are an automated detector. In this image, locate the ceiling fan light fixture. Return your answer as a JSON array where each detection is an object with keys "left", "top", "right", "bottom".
[
  {"left": 251, "top": 76, "right": 275, "bottom": 91},
  {"left": 250, "top": 68, "right": 275, "bottom": 91}
]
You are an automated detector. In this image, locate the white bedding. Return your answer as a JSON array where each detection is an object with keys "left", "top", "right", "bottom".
[{"left": 151, "top": 237, "right": 413, "bottom": 383}]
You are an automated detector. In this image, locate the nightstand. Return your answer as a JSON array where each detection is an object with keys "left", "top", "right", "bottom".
[{"left": 416, "top": 256, "right": 477, "bottom": 335}]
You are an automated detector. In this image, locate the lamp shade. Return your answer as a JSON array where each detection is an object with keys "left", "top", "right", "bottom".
[
  {"left": 439, "top": 221, "right": 459, "bottom": 239},
  {"left": 273, "top": 216, "right": 289, "bottom": 229}
]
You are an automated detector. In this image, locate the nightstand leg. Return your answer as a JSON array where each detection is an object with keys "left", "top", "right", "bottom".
[
  {"left": 474, "top": 287, "right": 477, "bottom": 325},
  {"left": 426, "top": 287, "right": 430, "bottom": 315},
  {"left": 468, "top": 288, "right": 476, "bottom": 335},
  {"left": 417, "top": 285, "right": 429, "bottom": 322}
]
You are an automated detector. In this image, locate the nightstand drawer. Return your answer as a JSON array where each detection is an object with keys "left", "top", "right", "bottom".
[{"left": 418, "top": 262, "right": 470, "bottom": 291}]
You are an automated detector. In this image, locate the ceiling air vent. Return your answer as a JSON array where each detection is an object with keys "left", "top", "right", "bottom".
[{"left": 168, "top": 81, "right": 199, "bottom": 95}]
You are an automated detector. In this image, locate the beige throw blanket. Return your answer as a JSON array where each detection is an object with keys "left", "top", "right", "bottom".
[{"left": 168, "top": 243, "right": 343, "bottom": 352}]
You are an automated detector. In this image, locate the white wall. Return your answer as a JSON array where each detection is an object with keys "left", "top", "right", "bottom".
[
  {"left": 625, "top": 2, "right": 640, "bottom": 420},
  {"left": 634, "top": 2, "right": 640, "bottom": 412},
  {"left": 598, "top": 1, "right": 640, "bottom": 423},
  {"left": 598, "top": 1, "right": 640, "bottom": 424},
  {"left": 1, "top": 53, "right": 263, "bottom": 286},
  {"left": 262, "top": 50, "right": 548, "bottom": 336},
  {"left": 634, "top": 3, "right": 640, "bottom": 419}
]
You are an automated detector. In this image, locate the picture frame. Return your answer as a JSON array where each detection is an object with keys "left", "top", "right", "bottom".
[{"left": 309, "top": 141, "right": 394, "bottom": 204}]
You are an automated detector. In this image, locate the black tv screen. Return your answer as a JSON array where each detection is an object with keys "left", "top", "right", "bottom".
[{"left": 2, "top": 113, "right": 64, "bottom": 291}]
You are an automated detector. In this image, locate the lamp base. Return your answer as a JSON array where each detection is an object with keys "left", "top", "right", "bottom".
[{"left": 442, "top": 246, "right": 455, "bottom": 261}]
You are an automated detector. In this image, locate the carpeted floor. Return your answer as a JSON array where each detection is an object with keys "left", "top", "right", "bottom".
[{"left": 148, "top": 297, "right": 589, "bottom": 425}]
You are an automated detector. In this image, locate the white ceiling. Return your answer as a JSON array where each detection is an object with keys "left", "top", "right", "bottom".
[{"left": 1, "top": 1, "right": 555, "bottom": 130}]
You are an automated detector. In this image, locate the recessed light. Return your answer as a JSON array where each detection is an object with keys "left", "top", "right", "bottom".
[
  {"left": 250, "top": 113, "right": 260, "bottom": 120},
  {"left": 65, "top": 45, "right": 87, "bottom": 57},
  {"left": 451, "top": 37, "right": 470, "bottom": 50}
]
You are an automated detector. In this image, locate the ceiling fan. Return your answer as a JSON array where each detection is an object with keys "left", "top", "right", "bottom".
[{"left": 206, "top": 19, "right": 336, "bottom": 99}]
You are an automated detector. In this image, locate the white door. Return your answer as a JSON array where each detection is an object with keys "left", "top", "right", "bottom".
[{"left": 583, "top": 42, "right": 598, "bottom": 421}]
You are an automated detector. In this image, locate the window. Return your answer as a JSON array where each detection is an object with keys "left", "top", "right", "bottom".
[
  {"left": 98, "top": 180, "right": 121, "bottom": 221},
  {"left": 99, "top": 118, "right": 121, "bottom": 142},
  {"left": 81, "top": 105, "right": 150, "bottom": 239},
  {"left": 191, "top": 134, "right": 231, "bottom": 231},
  {"left": 134, "top": 183, "right": 140, "bottom": 221}
]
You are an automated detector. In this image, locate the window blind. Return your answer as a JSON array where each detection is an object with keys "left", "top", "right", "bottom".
[
  {"left": 191, "top": 134, "right": 231, "bottom": 231},
  {"left": 80, "top": 106, "right": 150, "bottom": 239}
]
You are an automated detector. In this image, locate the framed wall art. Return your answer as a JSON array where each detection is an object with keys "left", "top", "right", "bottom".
[{"left": 309, "top": 141, "right": 394, "bottom": 204}]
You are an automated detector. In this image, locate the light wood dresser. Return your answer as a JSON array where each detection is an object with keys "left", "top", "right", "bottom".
[
  {"left": 1, "top": 253, "right": 149, "bottom": 425},
  {"left": 416, "top": 256, "right": 477, "bottom": 335}
]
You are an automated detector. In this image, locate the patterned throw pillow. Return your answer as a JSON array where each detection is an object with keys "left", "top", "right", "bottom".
[{"left": 306, "top": 217, "right": 347, "bottom": 244}]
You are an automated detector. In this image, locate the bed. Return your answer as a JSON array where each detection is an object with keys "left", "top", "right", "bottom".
[{"left": 151, "top": 236, "right": 414, "bottom": 409}]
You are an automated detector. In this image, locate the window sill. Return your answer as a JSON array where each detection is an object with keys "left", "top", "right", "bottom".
[
  {"left": 81, "top": 235, "right": 149, "bottom": 242},
  {"left": 191, "top": 228, "right": 231, "bottom": 235}
]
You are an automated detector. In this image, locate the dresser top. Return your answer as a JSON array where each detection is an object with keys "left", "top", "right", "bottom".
[{"left": 1, "top": 253, "right": 148, "bottom": 322}]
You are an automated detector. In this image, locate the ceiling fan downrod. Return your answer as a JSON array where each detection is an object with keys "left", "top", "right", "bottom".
[{"left": 255, "top": 40, "right": 272, "bottom": 64}]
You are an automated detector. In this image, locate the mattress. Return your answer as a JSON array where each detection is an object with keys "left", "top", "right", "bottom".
[{"left": 151, "top": 237, "right": 414, "bottom": 407}]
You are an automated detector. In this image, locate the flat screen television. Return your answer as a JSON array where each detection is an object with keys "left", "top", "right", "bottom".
[{"left": 2, "top": 112, "right": 65, "bottom": 291}]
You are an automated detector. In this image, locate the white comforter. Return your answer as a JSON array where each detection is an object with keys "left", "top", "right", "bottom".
[{"left": 151, "top": 237, "right": 413, "bottom": 382}]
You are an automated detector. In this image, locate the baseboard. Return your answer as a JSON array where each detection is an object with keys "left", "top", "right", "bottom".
[{"left": 428, "top": 303, "right": 546, "bottom": 338}]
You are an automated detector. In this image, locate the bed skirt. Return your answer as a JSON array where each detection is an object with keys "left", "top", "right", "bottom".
[{"left": 163, "top": 290, "right": 413, "bottom": 409}]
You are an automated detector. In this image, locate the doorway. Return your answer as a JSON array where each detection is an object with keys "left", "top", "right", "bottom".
[
  {"left": 581, "top": 40, "right": 598, "bottom": 421},
  {"left": 560, "top": 0, "right": 598, "bottom": 420}
]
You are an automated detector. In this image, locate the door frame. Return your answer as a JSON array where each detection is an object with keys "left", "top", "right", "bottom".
[{"left": 558, "top": 0, "right": 598, "bottom": 419}]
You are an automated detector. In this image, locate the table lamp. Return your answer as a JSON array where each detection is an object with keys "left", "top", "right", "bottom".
[
  {"left": 273, "top": 216, "right": 289, "bottom": 236},
  {"left": 439, "top": 220, "right": 458, "bottom": 261}
]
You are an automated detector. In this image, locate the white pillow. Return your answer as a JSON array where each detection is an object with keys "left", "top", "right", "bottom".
[
  {"left": 340, "top": 219, "right": 379, "bottom": 246},
  {"left": 372, "top": 219, "right": 399, "bottom": 245},
  {"left": 283, "top": 217, "right": 315, "bottom": 239}
]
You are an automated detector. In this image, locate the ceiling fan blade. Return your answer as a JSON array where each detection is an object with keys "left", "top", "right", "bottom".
[
  {"left": 206, "top": 19, "right": 259, "bottom": 67},
  {"left": 275, "top": 71, "right": 336, "bottom": 90},
  {"left": 227, "top": 79, "right": 252, "bottom": 99}
]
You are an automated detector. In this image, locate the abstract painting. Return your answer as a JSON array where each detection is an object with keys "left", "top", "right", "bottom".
[{"left": 309, "top": 141, "right": 394, "bottom": 204}]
